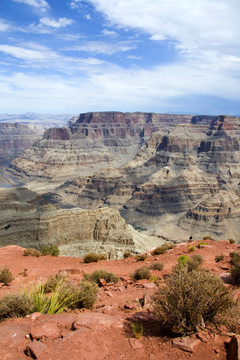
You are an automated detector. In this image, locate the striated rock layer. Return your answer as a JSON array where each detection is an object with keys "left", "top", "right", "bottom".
[
  {"left": 4, "top": 112, "right": 240, "bottom": 244},
  {"left": 0, "top": 187, "right": 161, "bottom": 258}
]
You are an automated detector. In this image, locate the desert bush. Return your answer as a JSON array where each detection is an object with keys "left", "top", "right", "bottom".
[
  {"left": 153, "top": 265, "right": 234, "bottom": 334},
  {"left": 187, "top": 245, "right": 196, "bottom": 252},
  {"left": 132, "top": 266, "right": 151, "bottom": 281},
  {"left": 152, "top": 243, "right": 175, "bottom": 256},
  {"left": 136, "top": 254, "right": 147, "bottom": 262},
  {"left": 178, "top": 255, "right": 189, "bottom": 265},
  {"left": 23, "top": 248, "right": 41, "bottom": 257},
  {"left": 231, "top": 264, "right": 240, "bottom": 286},
  {"left": 83, "top": 269, "right": 119, "bottom": 285},
  {"left": 186, "top": 254, "right": 203, "bottom": 272},
  {"left": 40, "top": 246, "right": 59, "bottom": 257},
  {"left": 148, "top": 262, "right": 164, "bottom": 271},
  {"left": 197, "top": 241, "right": 207, "bottom": 248},
  {"left": 0, "top": 293, "right": 32, "bottom": 321},
  {"left": 123, "top": 251, "right": 131, "bottom": 259},
  {"left": 83, "top": 252, "right": 99, "bottom": 263},
  {"left": 229, "top": 239, "right": 236, "bottom": 244},
  {"left": 0, "top": 266, "right": 14, "bottom": 285},
  {"left": 31, "top": 277, "right": 98, "bottom": 314},
  {"left": 130, "top": 322, "right": 144, "bottom": 339},
  {"left": 230, "top": 252, "right": 240, "bottom": 266},
  {"left": 43, "top": 273, "right": 67, "bottom": 293},
  {"left": 215, "top": 254, "right": 225, "bottom": 263},
  {"left": 202, "top": 236, "right": 214, "bottom": 241},
  {"left": 98, "top": 253, "right": 108, "bottom": 261}
]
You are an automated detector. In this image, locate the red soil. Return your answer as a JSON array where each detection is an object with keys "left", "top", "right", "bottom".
[{"left": 0, "top": 240, "right": 239, "bottom": 360}]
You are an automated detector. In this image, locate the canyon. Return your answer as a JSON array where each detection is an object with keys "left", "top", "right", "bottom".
[{"left": 1, "top": 112, "right": 240, "bottom": 255}]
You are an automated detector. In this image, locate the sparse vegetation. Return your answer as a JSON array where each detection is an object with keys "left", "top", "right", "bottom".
[
  {"left": 230, "top": 252, "right": 240, "bottom": 266},
  {"left": 202, "top": 236, "right": 214, "bottom": 241},
  {"left": 130, "top": 322, "right": 144, "bottom": 339},
  {"left": 152, "top": 242, "right": 175, "bottom": 256},
  {"left": 0, "top": 266, "right": 14, "bottom": 285},
  {"left": 83, "top": 269, "right": 119, "bottom": 285},
  {"left": 197, "top": 241, "right": 207, "bottom": 248},
  {"left": 30, "top": 278, "right": 98, "bottom": 314},
  {"left": 0, "top": 293, "right": 32, "bottom": 321},
  {"left": 187, "top": 254, "right": 203, "bottom": 271},
  {"left": 153, "top": 265, "right": 234, "bottom": 334},
  {"left": 178, "top": 255, "right": 189, "bottom": 265},
  {"left": 83, "top": 252, "right": 107, "bottom": 263},
  {"left": 135, "top": 254, "right": 147, "bottom": 262},
  {"left": 123, "top": 251, "right": 131, "bottom": 259},
  {"left": 187, "top": 245, "right": 196, "bottom": 252},
  {"left": 215, "top": 254, "right": 225, "bottom": 263},
  {"left": 229, "top": 238, "right": 236, "bottom": 244},
  {"left": 132, "top": 266, "right": 151, "bottom": 281},
  {"left": 43, "top": 273, "right": 67, "bottom": 293},
  {"left": 23, "top": 248, "right": 41, "bottom": 257},
  {"left": 148, "top": 262, "right": 164, "bottom": 271},
  {"left": 40, "top": 245, "right": 60, "bottom": 257}
]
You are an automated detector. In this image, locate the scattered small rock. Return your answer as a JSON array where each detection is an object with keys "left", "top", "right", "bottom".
[
  {"left": 26, "top": 340, "right": 47, "bottom": 359},
  {"left": 30, "top": 322, "right": 61, "bottom": 340},
  {"left": 129, "top": 338, "right": 143, "bottom": 349},
  {"left": 172, "top": 336, "right": 200, "bottom": 353},
  {"left": 98, "top": 278, "right": 107, "bottom": 287}
]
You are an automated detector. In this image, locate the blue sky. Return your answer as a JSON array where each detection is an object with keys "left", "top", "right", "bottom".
[{"left": 0, "top": 0, "right": 240, "bottom": 115}]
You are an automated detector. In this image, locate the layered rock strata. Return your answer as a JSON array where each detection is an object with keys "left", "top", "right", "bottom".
[{"left": 0, "top": 187, "right": 161, "bottom": 258}]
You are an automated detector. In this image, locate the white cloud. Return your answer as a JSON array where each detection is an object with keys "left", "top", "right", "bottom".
[
  {"left": 66, "top": 41, "right": 136, "bottom": 55},
  {"left": 101, "top": 29, "right": 117, "bottom": 37},
  {"left": 0, "top": 20, "right": 11, "bottom": 32},
  {"left": 11, "top": 0, "right": 49, "bottom": 10},
  {"left": 69, "top": 0, "right": 83, "bottom": 10},
  {"left": 0, "top": 44, "right": 56, "bottom": 61},
  {"left": 85, "top": 14, "right": 91, "bottom": 20},
  {"left": 39, "top": 17, "right": 74, "bottom": 28},
  {"left": 85, "top": 0, "right": 240, "bottom": 57}
]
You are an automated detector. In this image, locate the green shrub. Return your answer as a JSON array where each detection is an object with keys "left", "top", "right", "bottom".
[
  {"left": 130, "top": 322, "right": 144, "bottom": 339},
  {"left": 187, "top": 245, "right": 196, "bottom": 252},
  {"left": 135, "top": 254, "right": 147, "bottom": 262},
  {"left": 123, "top": 251, "right": 131, "bottom": 259},
  {"left": 187, "top": 254, "right": 203, "bottom": 271},
  {"left": 153, "top": 265, "right": 234, "bottom": 334},
  {"left": 229, "top": 239, "right": 236, "bottom": 244},
  {"left": 197, "top": 241, "right": 207, "bottom": 248},
  {"left": 132, "top": 266, "right": 151, "bottom": 281},
  {"left": 178, "top": 255, "right": 189, "bottom": 265},
  {"left": 0, "top": 266, "right": 14, "bottom": 285},
  {"left": 83, "top": 269, "right": 119, "bottom": 285},
  {"left": 23, "top": 248, "right": 41, "bottom": 257},
  {"left": 0, "top": 293, "right": 32, "bottom": 321},
  {"left": 148, "top": 262, "right": 164, "bottom": 271},
  {"left": 215, "top": 254, "right": 225, "bottom": 263},
  {"left": 40, "top": 246, "right": 60, "bottom": 257}
]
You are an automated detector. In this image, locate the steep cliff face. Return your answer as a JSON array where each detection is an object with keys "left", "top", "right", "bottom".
[
  {"left": 0, "top": 187, "right": 160, "bottom": 258},
  {"left": 3, "top": 112, "right": 240, "bottom": 244},
  {"left": 0, "top": 123, "right": 40, "bottom": 163},
  {"left": 7, "top": 112, "right": 196, "bottom": 184}
]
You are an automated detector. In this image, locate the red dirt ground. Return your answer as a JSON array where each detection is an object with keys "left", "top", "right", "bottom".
[{"left": 0, "top": 240, "right": 239, "bottom": 360}]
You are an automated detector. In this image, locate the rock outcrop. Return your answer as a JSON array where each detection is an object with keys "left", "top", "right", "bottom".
[{"left": 0, "top": 187, "right": 161, "bottom": 258}]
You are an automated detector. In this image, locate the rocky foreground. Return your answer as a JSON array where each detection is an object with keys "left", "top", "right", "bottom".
[{"left": 0, "top": 240, "right": 240, "bottom": 360}]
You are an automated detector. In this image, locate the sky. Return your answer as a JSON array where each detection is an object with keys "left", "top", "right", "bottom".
[{"left": 0, "top": 0, "right": 240, "bottom": 115}]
